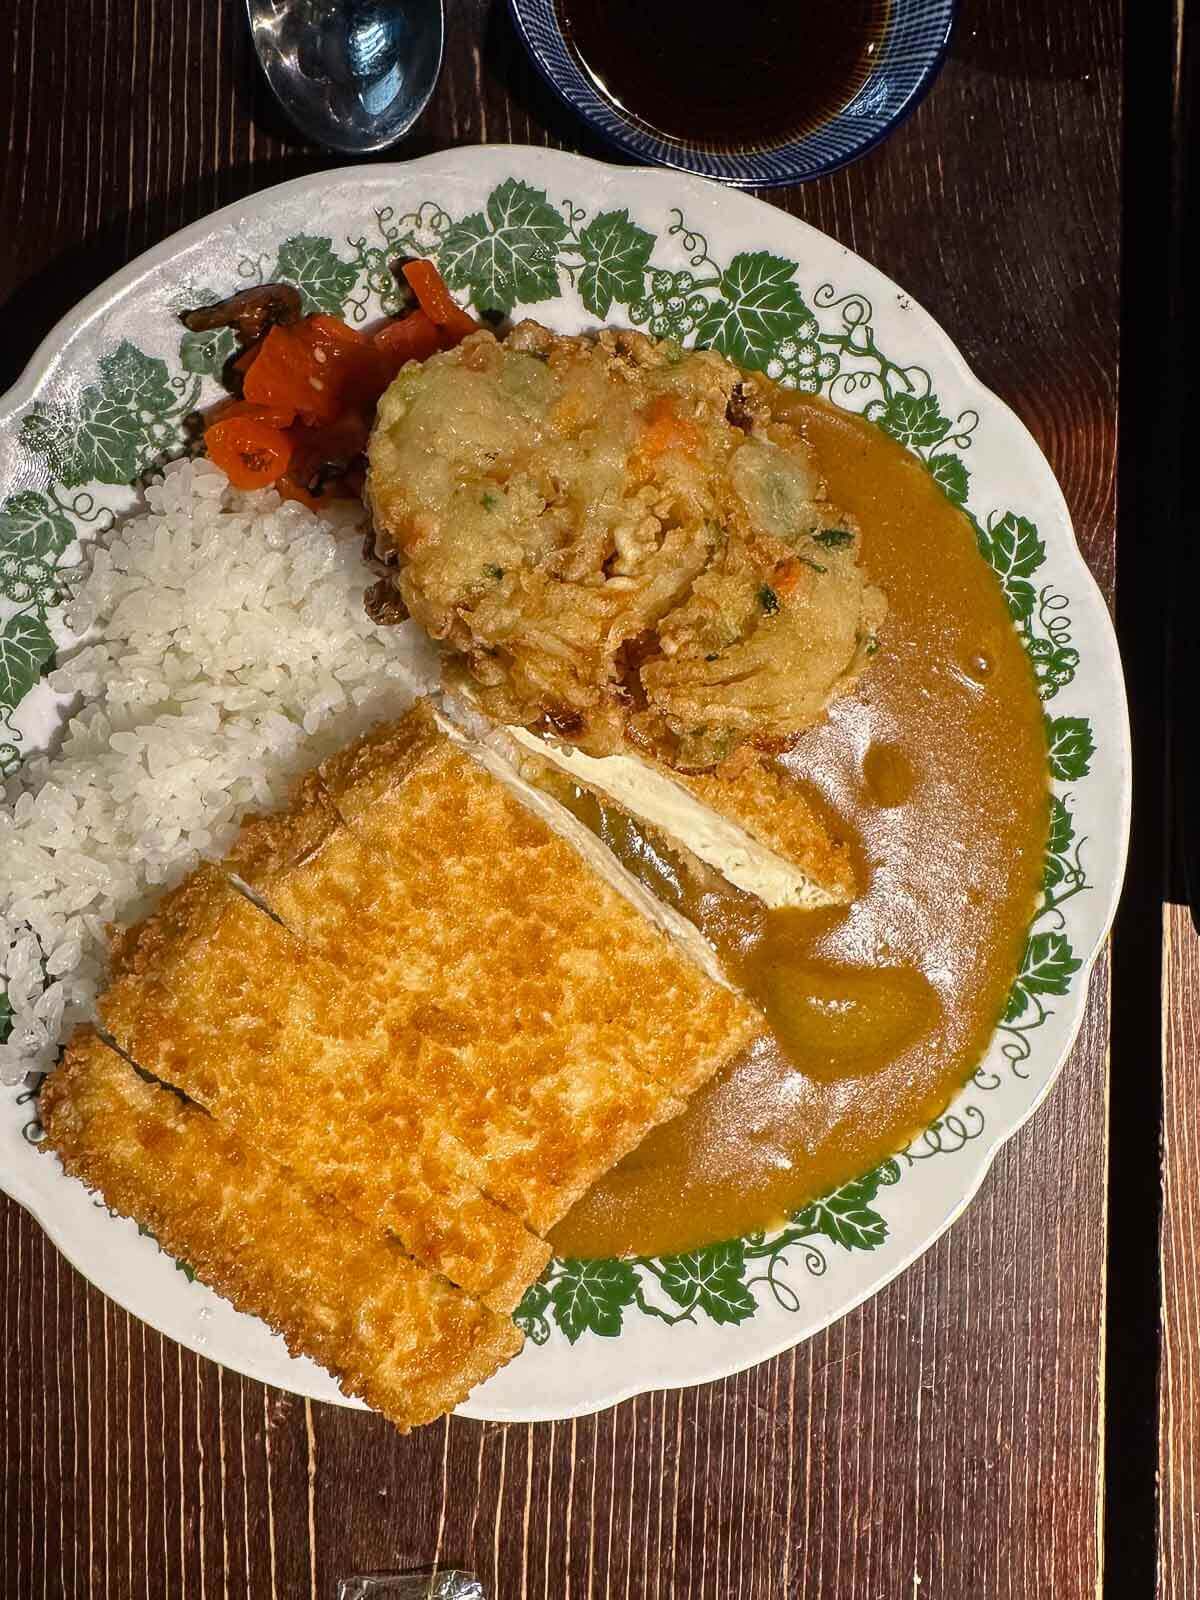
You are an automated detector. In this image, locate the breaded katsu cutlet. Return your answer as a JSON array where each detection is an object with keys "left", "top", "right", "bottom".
[
  {"left": 41, "top": 1030, "right": 522, "bottom": 1430},
  {"left": 101, "top": 859, "right": 548, "bottom": 1311},
  {"left": 229, "top": 701, "right": 762, "bottom": 1231},
  {"left": 48, "top": 701, "right": 762, "bottom": 1428},
  {"left": 506, "top": 726, "right": 857, "bottom": 911}
]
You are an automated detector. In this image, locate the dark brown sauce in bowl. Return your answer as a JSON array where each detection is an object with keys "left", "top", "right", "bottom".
[
  {"left": 550, "top": 395, "right": 1050, "bottom": 1261},
  {"left": 555, "top": 0, "right": 890, "bottom": 152}
]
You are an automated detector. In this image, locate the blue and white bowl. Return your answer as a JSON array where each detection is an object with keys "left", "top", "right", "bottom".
[{"left": 508, "top": 0, "right": 958, "bottom": 186}]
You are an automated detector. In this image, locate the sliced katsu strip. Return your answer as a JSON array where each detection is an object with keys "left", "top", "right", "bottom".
[
  {"left": 505, "top": 727, "right": 856, "bottom": 911},
  {"left": 317, "top": 706, "right": 763, "bottom": 1103},
  {"left": 675, "top": 760, "right": 856, "bottom": 902},
  {"left": 40, "top": 1030, "right": 522, "bottom": 1430},
  {"left": 100, "top": 866, "right": 548, "bottom": 1311},
  {"left": 229, "top": 704, "right": 761, "bottom": 1230},
  {"left": 229, "top": 784, "right": 685, "bottom": 1233}
]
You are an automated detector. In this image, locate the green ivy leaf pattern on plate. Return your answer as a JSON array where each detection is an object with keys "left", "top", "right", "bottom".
[
  {"left": 657, "top": 1240, "right": 756, "bottom": 1325},
  {"left": 3, "top": 176, "right": 1106, "bottom": 1349},
  {"left": 72, "top": 386, "right": 144, "bottom": 485},
  {"left": 438, "top": 179, "right": 569, "bottom": 314},
  {"left": 0, "top": 492, "right": 73, "bottom": 561},
  {"left": 1027, "top": 631, "right": 1081, "bottom": 699},
  {"left": 0, "top": 551, "right": 62, "bottom": 612},
  {"left": 20, "top": 339, "right": 197, "bottom": 489},
  {"left": 550, "top": 1258, "right": 638, "bottom": 1343},
  {"left": 513, "top": 1279, "right": 553, "bottom": 1345},
  {"left": 344, "top": 201, "right": 453, "bottom": 320},
  {"left": 576, "top": 209, "right": 655, "bottom": 320},
  {"left": 928, "top": 452, "right": 970, "bottom": 504},
  {"left": 0, "top": 612, "right": 55, "bottom": 713},
  {"left": 20, "top": 403, "right": 83, "bottom": 484},
  {"left": 272, "top": 235, "right": 359, "bottom": 315},
  {"left": 790, "top": 1164, "right": 891, "bottom": 1251},
  {"left": 980, "top": 511, "right": 1047, "bottom": 622},
  {"left": 529, "top": 1165, "right": 903, "bottom": 1342},
  {"left": 630, "top": 269, "right": 711, "bottom": 343},
  {"left": 986, "top": 511, "right": 1046, "bottom": 577},
  {"left": 1043, "top": 795, "right": 1074, "bottom": 891},
  {"left": 995, "top": 793, "right": 1091, "bottom": 1066},
  {"left": 1047, "top": 714, "right": 1096, "bottom": 780},
  {"left": 1019, "top": 930, "right": 1083, "bottom": 997},
  {"left": 694, "top": 252, "right": 816, "bottom": 372},
  {"left": 877, "top": 390, "right": 952, "bottom": 450},
  {"left": 179, "top": 325, "right": 238, "bottom": 376},
  {"left": 1003, "top": 576, "right": 1037, "bottom": 622},
  {"left": 98, "top": 341, "right": 178, "bottom": 417},
  {"left": 1003, "top": 930, "right": 1083, "bottom": 1026}
]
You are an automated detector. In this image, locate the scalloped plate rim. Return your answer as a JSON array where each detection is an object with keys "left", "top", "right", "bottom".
[{"left": 0, "top": 147, "right": 1131, "bottom": 1422}]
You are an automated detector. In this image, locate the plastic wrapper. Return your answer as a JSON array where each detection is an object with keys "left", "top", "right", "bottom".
[{"left": 337, "top": 1575, "right": 484, "bottom": 1600}]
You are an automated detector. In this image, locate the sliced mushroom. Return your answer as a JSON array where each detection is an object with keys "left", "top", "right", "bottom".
[
  {"left": 180, "top": 284, "right": 303, "bottom": 345},
  {"left": 364, "top": 578, "right": 410, "bottom": 627}
]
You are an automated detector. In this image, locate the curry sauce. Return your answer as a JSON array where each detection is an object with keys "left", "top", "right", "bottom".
[{"left": 550, "top": 396, "right": 1049, "bottom": 1259}]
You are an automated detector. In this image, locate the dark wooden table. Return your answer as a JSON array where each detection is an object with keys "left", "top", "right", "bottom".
[{"left": 3, "top": 1, "right": 1192, "bottom": 1595}]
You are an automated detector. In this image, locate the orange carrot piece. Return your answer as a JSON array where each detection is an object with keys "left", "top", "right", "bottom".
[
  {"left": 276, "top": 475, "right": 325, "bottom": 510},
  {"left": 401, "top": 260, "right": 478, "bottom": 341},
  {"left": 205, "top": 416, "right": 293, "bottom": 490},
  {"left": 205, "top": 397, "right": 297, "bottom": 429},
  {"left": 296, "top": 315, "right": 390, "bottom": 413},
  {"left": 303, "top": 314, "right": 370, "bottom": 351},
  {"left": 638, "top": 396, "right": 701, "bottom": 458},
  {"left": 372, "top": 309, "right": 444, "bottom": 368},
  {"left": 243, "top": 324, "right": 331, "bottom": 420}
]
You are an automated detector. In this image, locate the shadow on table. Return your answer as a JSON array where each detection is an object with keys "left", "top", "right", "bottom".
[
  {"left": 479, "top": 0, "right": 622, "bottom": 164},
  {"left": 0, "top": 168, "right": 286, "bottom": 394},
  {"left": 1103, "top": 3, "right": 1191, "bottom": 1597}
]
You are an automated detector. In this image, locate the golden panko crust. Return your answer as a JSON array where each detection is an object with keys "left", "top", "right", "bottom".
[
  {"left": 99, "top": 863, "right": 549, "bottom": 1312},
  {"left": 674, "top": 757, "right": 857, "bottom": 902},
  {"left": 316, "top": 710, "right": 763, "bottom": 1098},
  {"left": 40, "top": 1030, "right": 522, "bottom": 1431},
  {"left": 230, "top": 709, "right": 761, "bottom": 1230}
]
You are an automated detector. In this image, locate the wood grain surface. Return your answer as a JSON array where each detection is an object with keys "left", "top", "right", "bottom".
[
  {"left": 1158, "top": 2, "right": 1198, "bottom": 1592},
  {"left": 1161, "top": 906, "right": 1200, "bottom": 1600},
  {"left": 0, "top": 1, "right": 1138, "bottom": 1596}
]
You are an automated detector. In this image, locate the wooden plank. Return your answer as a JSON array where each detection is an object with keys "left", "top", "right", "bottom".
[
  {"left": 0, "top": 0, "right": 1121, "bottom": 1594},
  {"left": 1160, "top": 905, "right": 1200, "bottom": 1600},
  {"left": 1158, "top": 0, "right": 1197, "bottom": 1591}
]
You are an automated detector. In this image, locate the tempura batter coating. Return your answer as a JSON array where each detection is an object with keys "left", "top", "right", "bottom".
[
  {"left": 366, "top": 323, "right": 885, "bottom": 770},
  {"left": 40, "top": 1030, "right": 522, "bottom": 1430}
]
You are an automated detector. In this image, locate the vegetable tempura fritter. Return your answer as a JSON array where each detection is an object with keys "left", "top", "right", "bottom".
[{"left": 365, "top": 322, "right": 886, "bottom": 771}]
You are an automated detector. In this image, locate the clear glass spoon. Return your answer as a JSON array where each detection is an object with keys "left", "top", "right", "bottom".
[{"left": 245, "top": 0, "right": 445, "bottom": 153}]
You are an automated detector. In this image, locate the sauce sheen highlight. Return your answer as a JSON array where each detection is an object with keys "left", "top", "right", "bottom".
[{"left": 550, "top": 396, "right": 1049, "bottom": 1260}]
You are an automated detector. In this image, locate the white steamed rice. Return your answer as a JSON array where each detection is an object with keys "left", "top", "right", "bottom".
[{"left": 0, "top": 456, "right": 434, "bottom": 1084}]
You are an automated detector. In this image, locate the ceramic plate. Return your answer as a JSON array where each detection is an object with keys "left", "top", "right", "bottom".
[{"left": 0, "top": 148, "right": 1130, "bottom": 1422}]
